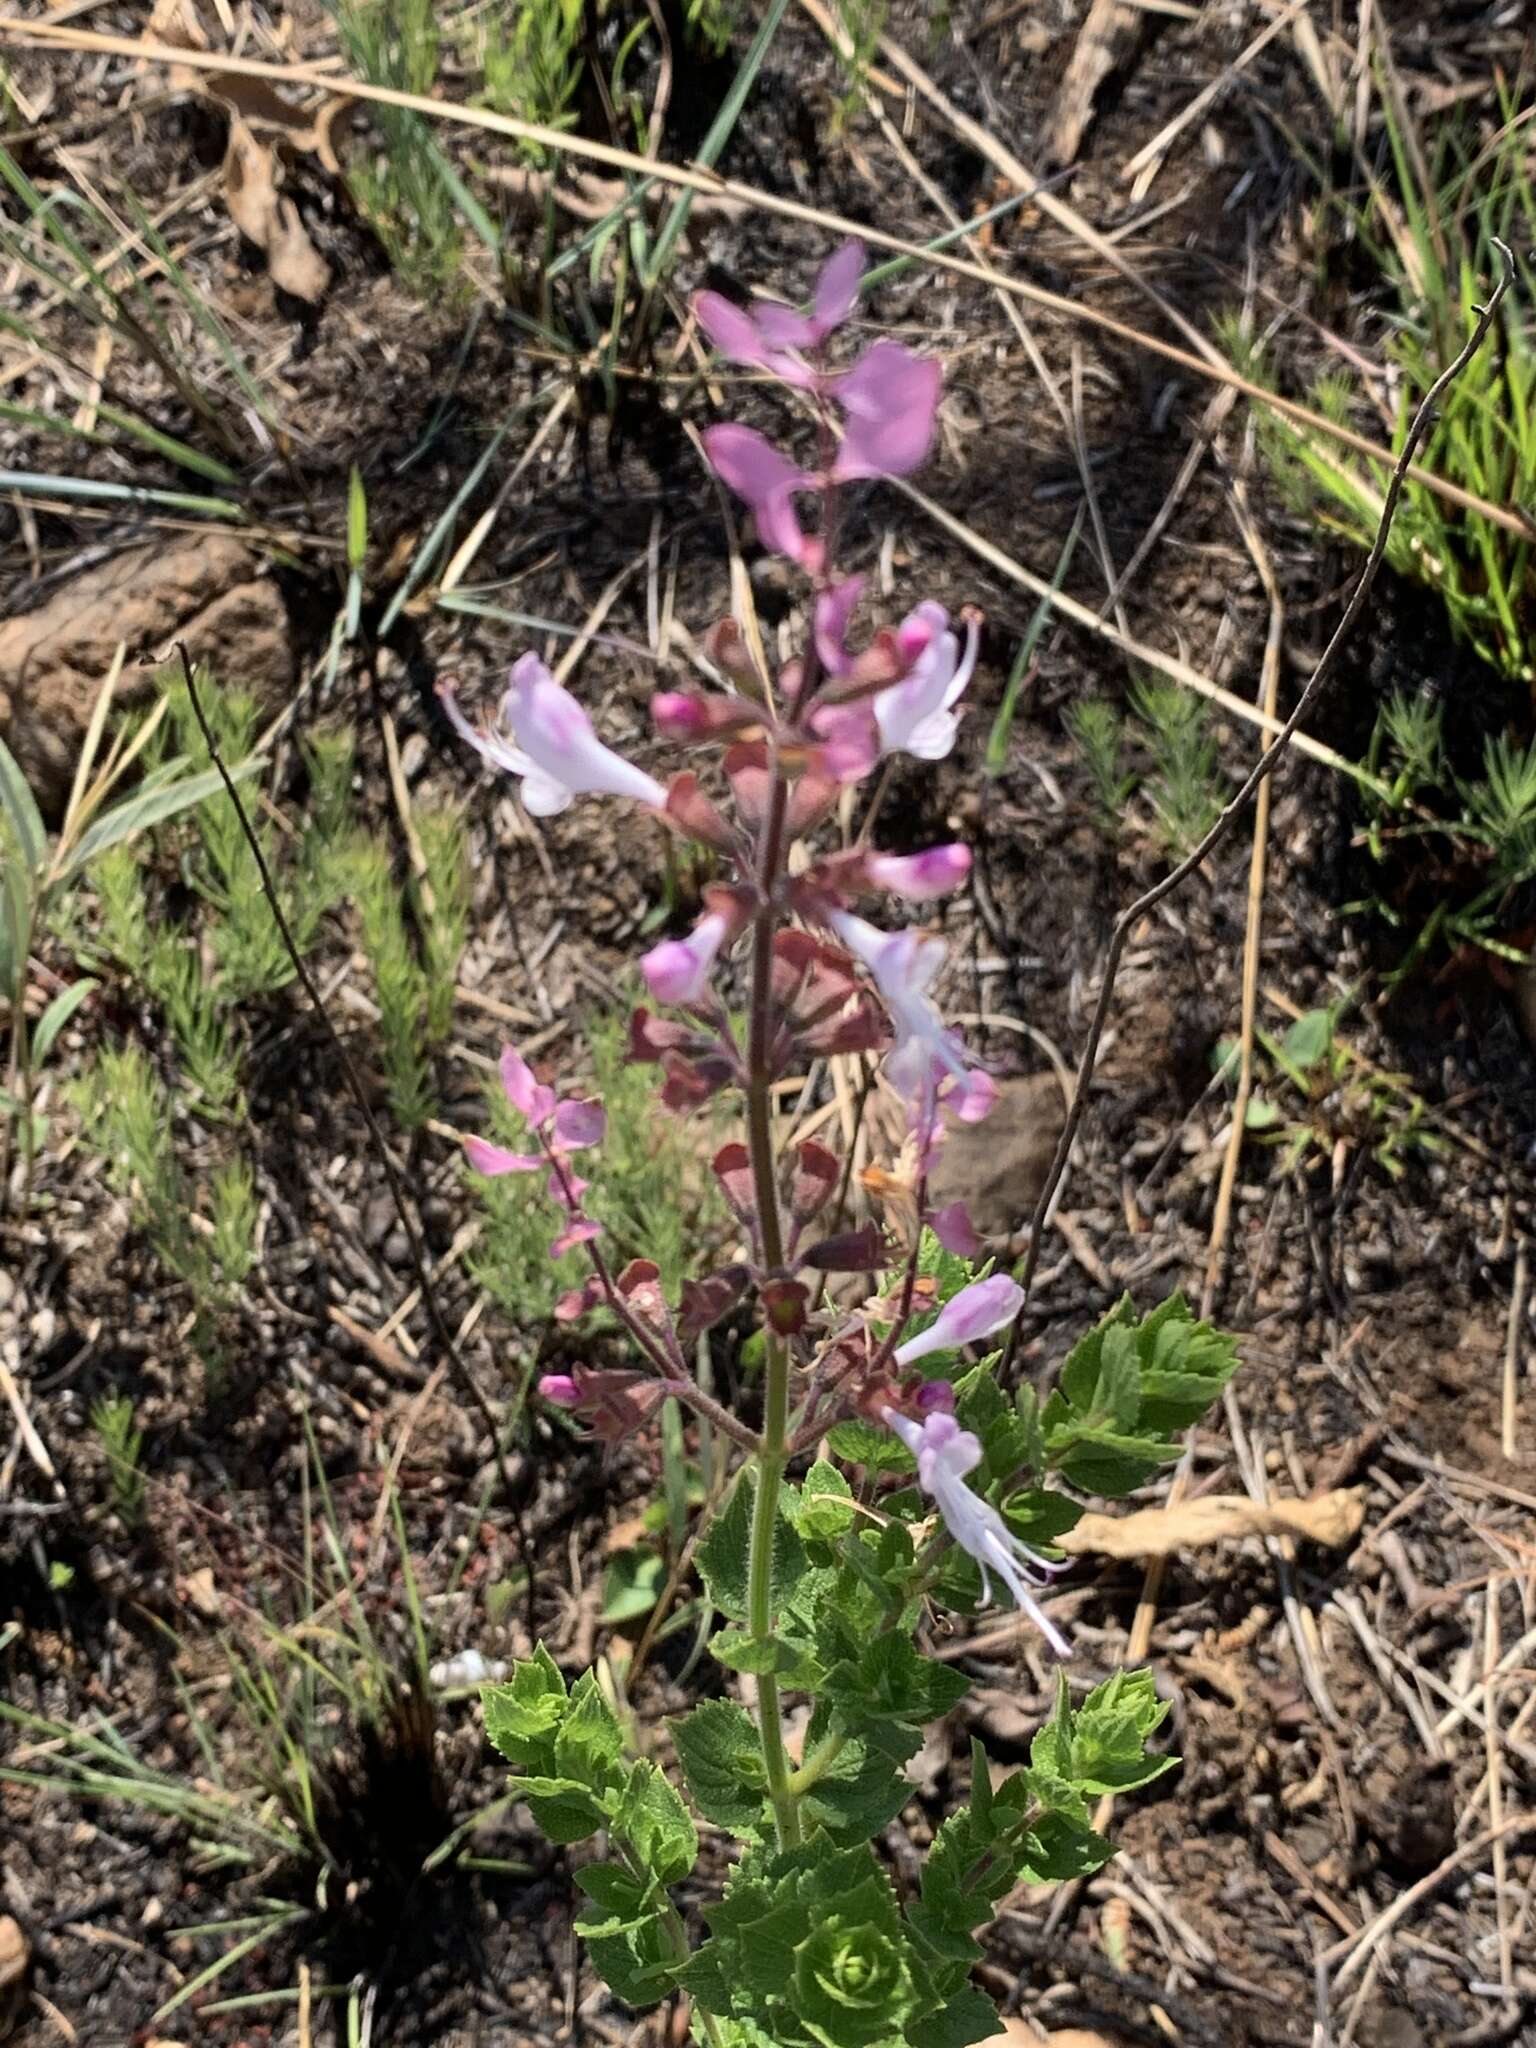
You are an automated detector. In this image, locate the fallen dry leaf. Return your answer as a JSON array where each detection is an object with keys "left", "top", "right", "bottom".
[
  {"left": 223, "top": 114, "right": 330, "bottom": 304},
  {"left": 144, "top": 0, "right": 338, "bottom": 299},
  {"left": 1060, "top": 1489, "right": 1365, "bottom": 1561},
  {"left": 978, "top": 2023, "right": 1114, "bottom": 2048}
]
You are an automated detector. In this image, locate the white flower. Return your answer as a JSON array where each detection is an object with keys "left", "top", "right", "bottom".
[
  {"left": 873, "top": 603, "right": 979, "bottom": 762},
  {"left": 440, "top": 654, "right": 665, "bottom": 816},
  {"left": 883, "top": 1407, "right": 1070, "bottom": 1657}
]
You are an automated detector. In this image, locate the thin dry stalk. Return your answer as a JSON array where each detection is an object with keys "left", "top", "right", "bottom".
[
  {"left": 1483, "top": 1581, "right": 1515, "bottom": 2007},
  {"left": 1503, "top": 1246, "right": 1527, "bottom": 1461},
  {"left": 1201, "top": 479, "right": 1283, "bottom": 1317}
]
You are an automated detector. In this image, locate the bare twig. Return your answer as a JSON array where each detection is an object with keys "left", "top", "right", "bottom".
[
  {"left": 172, "top": 648, "right": 519, "bottom": 1501},
  {"left": 1002, "top": 241, "right": 1515, "bottom": 1357}
]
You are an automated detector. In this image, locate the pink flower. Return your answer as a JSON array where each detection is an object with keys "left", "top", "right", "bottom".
[
  {"left": 828, "top": 909, "right": 993, "bottom": 1128},
  {"left": 882, "top": 1406, "right": 1069, "bottom": 1655},
  {"left": 439, "top": 656, "right": 664, "bottom": 816},
  {"left": 463, "top": 1045, "right": 607, "bottom": 1259},
  {"left": 640, "top": 911, "right": 730, "bottom": 1006},
  {"left": 702, "top": 424, "right": 819, "bottom": 569},
  {"left": 865, "top": 845, "right": 972, "bottom": 901},
  {"left": 831, "top": 341, "right": 942, "bottom": 482},
  {"left": 914, "top": 1378, "right": 956, "bottom": 1414},
  {"left": 893, "top": 1274, "right": 1024, "bottom": 1366},
  {"left": 695, "top": 240, "right": 865, "bottom": 385},
  {"left": 928, "top": 1200, "right": 980, "bottom": 1259},
  {"left": 873, "top": 604, "right": 979, "bottom": 762},
  {"left": 809, "top": 701, "right": 880, "bottom": 785},
  {"left": 539, "top": 1373, "right": 582, "bottom": 1408}
]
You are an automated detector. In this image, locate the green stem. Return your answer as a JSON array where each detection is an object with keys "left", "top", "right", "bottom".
[
  {"left": 743, "top": 765, "right": 801, "bottom": 1850},
  {"left": 787, "top": 1727, "right": 848, "bottom": 1798},
  {"left": 748, "top": 1329, "right": 800, "bottom": 1848}
]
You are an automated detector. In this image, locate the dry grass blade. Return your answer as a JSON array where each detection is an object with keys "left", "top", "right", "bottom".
[
  {"left": 2, "top": 17, "right": 1527, "bottom": 540},
  {"left": 1200, "top": 478, "right": 1283, "bottom": 1316},
  {"left": 1003, "top": 242, "right": 1516, "bottom": 1339}
]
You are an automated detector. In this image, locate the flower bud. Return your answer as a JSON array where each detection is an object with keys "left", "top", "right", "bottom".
[{"left": 539, "top": 1373, "right": 582, "bottom": 1408}]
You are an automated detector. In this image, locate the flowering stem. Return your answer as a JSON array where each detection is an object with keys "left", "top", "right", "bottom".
[{"left": 743, "top": 763, "right": 801, "bottom": 1850}]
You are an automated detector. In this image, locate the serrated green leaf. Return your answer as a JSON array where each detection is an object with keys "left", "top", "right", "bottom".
[
  {"left": 799, "top": 1733, "right": 913, "bottom": 1845},
  {"left": 822, "top": 1634, "right": 970, "bottom": 1735},
  {"left": 827, "top": 1416, "right": 915, "bottom": 1475},
  {"left": 522, "top": 1777, "right": 608, "bottom": 1843},
  {"left": 798, "top": 1459, "right": 854, "bottom": 1540},
  {"left": 612, "top": 1758, "right": 697, "bottom": 1884},
  {"left": 710, "top": 1625, "right": 812, "bottom": 1679},
  {"left": 671, "top": 1699, "right": 768, "bottom": 1834},
  {"left": 1068, "top": 1668, "right": 1175, "bottom": 1796},
  {"left": 905, "top": 1985, "right": 1001, "bottom": 2048},
  {"left": 583, "top": 1904, "right": 680, "bottom": 2008},
  {"left": 555, "top": 1671, "right": 626, "bottom": 1795},
  {"left": 1098, "top": 1323, "right": 1142, "bottom": 1427},
  {"left": 794, "top": 1912, "right": 918, "bottom": 2046},
  {"left": 696, "top": 1470, "right": 806, "bottom": 1624},
  {"left": 574, "top": 1861, "right": 660, "bottom": 1938},
  {"left": 483, "top": 1643, "right": 566, "bottom": 1766}
]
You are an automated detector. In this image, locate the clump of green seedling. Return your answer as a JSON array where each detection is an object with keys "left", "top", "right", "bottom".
[{"left": 90, "top": 1393, "right": 147, "bottom": 1527}]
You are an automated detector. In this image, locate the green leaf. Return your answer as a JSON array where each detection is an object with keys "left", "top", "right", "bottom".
[
  {"left": 671, "top": 1700, "right": 768, "bottom": 1835},
  {"left": 1066, "top": 1668, "right": 1175, "bottom": 1797},
  {"left": 682, "top": 1839, "right": 928, "bottom": 2045},
  {"left": 612, "top": 1758, "right": 698, "bottom": 1885},
  {"left": 1282, "top": 1007, "right": 1333, "bottom": 1071},
  {"left": 483, "top": 1643, "right": 566, "bottom": 1766},
  {"left": 61, "top": 757, "right": 262, "bottom": 880},
  {"left": 518, "top": 1774, "right": 609, "bottom": 1844},
  {"left": 696, "top": 1470, "right": 805, "bottom": 1624},
  {"left": 583, "top": 1903, "right": 681, "bottom": 2009},
  {"left": 710, "top": 1625, "right": 813, "bottom": 1680},
  {"left": 999, "top": 1487, "right": 1083, "bottom": 1549},
  {"left": 30, "top": 976, "right": 97, "bottom": 1066},
  {"left": 603, "top": 1545, "right": 666, "bottom": 1624},
  {"left": 0, "top": 733, "right": 45, "bottom": 877},
  {"left": 827, "top": 1416, "right": 915, "bottom": 1475},
  {"left": 798, "top": 1459, "right": 854, "bottom": 1540},
  {"left": 1244, "top": 1095, "right": 1281, "bottom": 1130},
  {"left": 554, "top": 1671, "right": 626, "bottom": 1795},
  {"left": 906, "top": 1986, "right": 1002, "bottom": 2048},
  {"left": 574, "top": 1861, "right": 656, "bottom": 1937},
  {"left": 822, "top": 1634, "right": 970, "bottom": 1736},
  {"left": 799, "top": 1732, "right": 913, "bottom": 1845},
  {"left": 794, "top": 1914, "right": 918, "bottom": 2046}
]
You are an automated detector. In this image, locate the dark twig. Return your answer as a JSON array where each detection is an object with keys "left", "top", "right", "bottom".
[
  {"left": 1002, "top": 241, "right": 1515, "bottom": 1371},
  {"left": 173, "top": 647, "right": 522, "bottom": 1508}
]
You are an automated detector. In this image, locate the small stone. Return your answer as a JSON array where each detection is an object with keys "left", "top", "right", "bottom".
[
  {"left": 926, "top": 1072, "right": 1064, "bottom": 1242},
  {"left": 177, "top": 1567, "right": 221, "bottom": 1621},
  {"left": 0, "top": 1916, "right": 31, "bottom": 2038}
]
